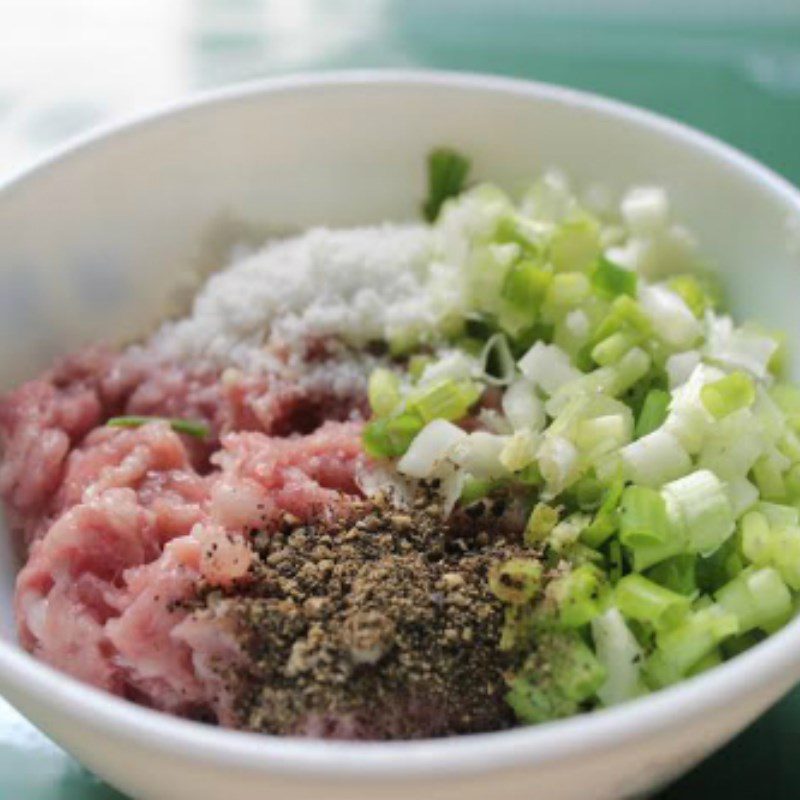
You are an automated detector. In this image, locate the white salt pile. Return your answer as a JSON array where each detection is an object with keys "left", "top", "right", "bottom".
[{"left": 152, "top": 224, "right": 440, "bottom": 373}]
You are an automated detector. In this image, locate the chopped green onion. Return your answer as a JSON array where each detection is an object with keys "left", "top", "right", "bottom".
[
  {"left": 502, "top": 378, "right": 545, "bottom": 432},
  {"left": 639, "top": 285, "right": 702, "bottom": 350},
  {"left": 646, "top": 554, "right": 697, "bottom": 596},
  {"left": 706, "top": 320, "right": 777, "bottom": 380},
  {"left": 739, "top": 322, "right": 786, "bottom": 378},
  {"left": 581, "top": 474, "right": 624, "bottom": 548},
  {"left": 495, "top": 215, "right": 541, "bottom": 254},
  {"left": 538, "top": 434, "right": 580, "bottom": 494},
  {"left": 700, "top": 371, "right": 756, "bottom": 419},
  {"left": 501, "top": 259, "right": 551, "bottom": 312},
  {"left": 771, "top": 383, "right": 800, "bottom": 433},
  {"left": 489, "top": 558, "right": 544, "bottom": 604},
  {"left": 591, "top": 331, "right": 638, "bottom": 368},
  {"left": 662, "top": 470, "right": 735, "bottom": 556},
  {"left": 741, "top": 510, "right": 771, "bottom": 565},
  {"left": 574, "top": 414, "right": 630, "bottom": 458},
  {"left": 525, "top": 503, "right": 560, "bottom": 546},
  {"left": 741, "top": 510, "right": 800, "bottom": 590},
  {"left": 756, "top": 501, "right": 799, "bottom": 528},
  {"left": 416, "top": 351, "right": 474, "bottom": 386},
  {"left": 548, "top": 513, "right": 592, "bottom": 553},
  {"left": 786, "top": 464, "right": 800, "bottom": 500},
  {"left": 591, "top": 256, "right": 637, "bottom": 299},
  {"left": 388, "top": 329, "right": 420, "bottom": 357},
  {"left": 635, "top": 388, "right": 670, "bottom": 439},
  {"left": 463, "top": 313, "right": 499, "bottom": 342},
  {"left": 518, "top": 341, "right": 582, "bottom": 396},
  {"left": 698, "top": 417, "right": 765, "bottom": 486},
  {"left": 541, "top": 273, "right": 591, "bottom": 322},
  {"left": 362, "top": 412, "right": 424, "bottom": 459},
  {"left": 619, "top": 486, "right": 673, "bottom": 549},
  {"left": 499, "top": 429, "right": 539, "bottom": 472},
  {"left": 354, "top": 157, "right": 800, "bottom": 718},
  {"left": 367, "top": 368, "right": 402, "bottom": 417},
  {"left": 385, "top": 412, "right": 425, "bottom": 450},
  {"left": 751, "top": 454, "right": 787, "bottom": 501},
  {"left": 714, "top": 567, "right": 792, "bottom": 633},
  {"left": 667, "top": 274, "right": 715, "bottom": 318},
  {"left": 507, "top": 631, "right": 606, "bottom": 723},
  {"left": 615, "top": 573, "right": 691, "bottom": 630},
  {"left": 478, "top": 333, "right": 517, "bottom": 386},
  {"left": 644, "top": 604, "right": 738, "bottom": 687},
  {"left": 570, "top": 475, "right": 605, "bottom": 511},
  {"left": 594, "top": 295, "right": 653, "bottom": 343},
  {"left": 767, "top": 329, "right": 788, "bottom": 377},
  {"left": 408, "top": 354, "right": 432, "bottom": 382},
  {"left": 407, "top": 378, "right": 480, "bottom": 423},
  {"left": 517, "top": 462, "right": 543, "bottom": 486},
  {"left": 686, "top": 649, "right": 723, "bottom": 677},
  {"left": 591, "top": 608, "right": 645, "bottom": 705},
  {"left": 721, "top": 631, "right": 763, "bottom": 660},
  {"left": 498, "top": 605, "right": 532, "bottom": 652},
  {"left": 769, "top": 527, "right": 800, "bottom": 590},
  {"left": 459, "top": 476, "right": 498, "bottom": 506},
  {"left": 610, "top": 347, "right": 652, "bottom": 397},
  {"left": 422, "top": 147, "right": 471, "bottom": 222},
  {"left": 505, "top": 678, "right": 561, "bottom": 724},
  {"left": 541, "top": 631, "right": 606, "bottom": 702},
  {"left": 546, "top": 564, "right": 606, "bottom": 628},
  {"left": 607, "top": 538, "right": 624, "bottom": 584},
  {"left": 631, "top": 535, "right": 687, "bottom": 573},
  {"left": 778, "top": 430, "right": 800, "bottom": 463},
  {"left": 107, "top": 416, "right": 209, "bottom": 439},
  {"left": 620, "top": 429, "right": 692, "bottom": 488},
  {"left": 550, "top": 217, "right": 601, "bottom": 272},
  {"left": 753, "top": 385, "right": 786, "bottom": 440},
  {"left": 696, "top": 535, "right": 743, "bottom": 594},
  {"left": 725, "top": 476, "right": 760, "bottom": 518}
]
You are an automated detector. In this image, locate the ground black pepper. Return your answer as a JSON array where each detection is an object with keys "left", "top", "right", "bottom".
[{"left": 183, "top": 489, "right": 535, "bottom": 739}]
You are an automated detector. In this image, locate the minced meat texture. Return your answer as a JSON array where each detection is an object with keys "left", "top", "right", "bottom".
[
  {"left": 185, "top": 492, "right": 532, "bottom": 739},
  {"left": 4, "top": 340, "right": 537, "bottom": 740}
]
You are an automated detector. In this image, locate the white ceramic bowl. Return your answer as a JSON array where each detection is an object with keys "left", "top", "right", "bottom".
[{"left": 1, "top": 71, "right": 799, "bottom": 800}]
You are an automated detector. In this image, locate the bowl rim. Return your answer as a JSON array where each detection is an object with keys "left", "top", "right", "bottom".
[{"left": 1, "top": 68, "right": 800, "bottom": 781}]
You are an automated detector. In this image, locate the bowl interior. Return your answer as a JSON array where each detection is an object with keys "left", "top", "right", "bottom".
[{"left": 0, "top": 71, "right": 799, "bottom": 706}]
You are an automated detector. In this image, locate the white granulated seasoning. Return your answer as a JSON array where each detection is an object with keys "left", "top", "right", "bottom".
[{"left": 152, "top": 224, "right": 437, "bottom": 375}]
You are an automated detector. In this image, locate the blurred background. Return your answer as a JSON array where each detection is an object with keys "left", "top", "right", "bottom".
[
  {"left": 3, "top": 0, "right": 800, "bottom": 181},
  {"left": 1, "top": 1, "right": 799, "bottom": 798}
]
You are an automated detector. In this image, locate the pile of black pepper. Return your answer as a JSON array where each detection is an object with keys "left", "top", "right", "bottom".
[{"left": 186, "top": 489, "right": 534, "bottom": 739}]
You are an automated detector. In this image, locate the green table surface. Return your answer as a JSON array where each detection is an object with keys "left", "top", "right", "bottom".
[{"left": 1, "top": 1, "right": 799, "bottom": 797}]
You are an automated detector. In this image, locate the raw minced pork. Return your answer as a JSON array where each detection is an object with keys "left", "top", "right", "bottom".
[
  {"left": 0, "top": 223, "right": 485, "bottom": 736},
  {"left": 8, "top": 345, "right": 366, "bottom": 722}
]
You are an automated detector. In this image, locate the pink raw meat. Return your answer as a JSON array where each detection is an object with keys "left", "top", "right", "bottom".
[
  {"left": 0, "top": 344, "right": 367, "bottom": 545},
  {"left": 210, "top": 421, "right": 364, "bottom": 529},
  {"left": 13, "top": 414, "right": 365, "bottom": 720}
]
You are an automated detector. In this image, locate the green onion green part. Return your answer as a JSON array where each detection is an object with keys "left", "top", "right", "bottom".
[
  {"left": 619, "top": 485, "right": 673, "bottom": 550},
  {"left": 614, "top": 573, "right": 691, "bottom": 630},
  {"left": 407, "top": 378, "right": 481, "bottom": 423},
  {"left": 367, "top": 368, "right": 402, "bottom": 417},
  {"left": 489, "top": 558, "right": 544, "bottom": 605},
  {"left": 357, "top": 151, "right": 800, "bottom": 724},
  {"left": 591, "top": 256, "right": 637, "bottom": 299},
  {"left": 700, "top": 371, "right": 756, "bottom": 419},
  {"left": 635, "top": 389, "right": 670, "bottom": 439},
  {"left": 422, "top": 147, "right": 471, "bottom": 222},
  {"left": 107, "top": 416, "right": 210, "bottom": 439}
]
